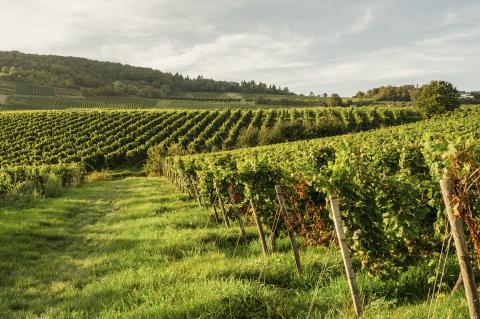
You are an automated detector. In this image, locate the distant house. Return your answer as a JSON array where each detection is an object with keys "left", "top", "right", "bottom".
[{"left": 460, "top": 92, "right": 475, "bottom": 99}]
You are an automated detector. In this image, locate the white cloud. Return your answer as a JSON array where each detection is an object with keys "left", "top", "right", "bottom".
[
  {"left": 332, "top": 8, "right": 374, "bottom": 43},
  {"left": 0, "top": 0, "right": 479, "bottom": 95},
  {"left": 289, "top": 27, "right": 480, "bottom": 94}
]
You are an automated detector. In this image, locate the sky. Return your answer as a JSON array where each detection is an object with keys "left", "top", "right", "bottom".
[{"left": 1, "top": 0, "right": 479, "bottom": 96}]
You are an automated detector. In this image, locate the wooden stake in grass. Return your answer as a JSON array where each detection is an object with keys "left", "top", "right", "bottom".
[
  {"left": 212, "top": 203, "right": 221, "bottom": 223},
  {"left": 214, "top": 183, "right": 230, "bottom": 228},
  {"left": 250, "top": 199, "right": 269, "bottom": 256},
  {"left": 228, "top": 185, "right": 246, "bottom": 237},
  {"left": 190, "top": 175, "right": 202, "bottom": 206},
  {"left": 328, "top": 195, "right": 362, "bottom": 317},
  {"left": 275, "top": 185, "right": 302, "bottom": 274},
  {"left": 440, "top": 177, "right": 480, "bottom": 319}
]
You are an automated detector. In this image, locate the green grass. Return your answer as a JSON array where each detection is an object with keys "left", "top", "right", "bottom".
[{"left": 0, "top": 177, "right": 469, "bottom": 318}]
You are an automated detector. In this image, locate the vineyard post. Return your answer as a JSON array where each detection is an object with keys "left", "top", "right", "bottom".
[
  {"left": 181, "top": 175, "right": 187, "bottom": 193},
  {"left": 275, "top": 185, "right": 302, "bottom": 274},
  {"left": 212, "top": 202, "right": 221, "bottom": 223},
  {"left": 250, "top": 199, "right": 269, "bottom": 256},
  {"left": 183, "top": 175, "right": 194, "bottom": 199},
  {"left": 440, "top": 177, "right": 480, "bottom": 319},
  {"left": 214, "top": 183, "right": 230, "bottom": 228},
  {"left": 328, "top": 195, "right": 363, "bottom": 317},
  {"left": 179, "top": 174, "right": 185, "bottom": 193},
  {"left": 190, "top": 175, "right": 202, "bottom": 207},
  {"left": 228, "top": 185, "right": 247, "bottom": 237}
]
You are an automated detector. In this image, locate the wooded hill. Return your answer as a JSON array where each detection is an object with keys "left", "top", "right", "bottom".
[{"left": 0, "top": 51, "right": 293, "bottom": 99}]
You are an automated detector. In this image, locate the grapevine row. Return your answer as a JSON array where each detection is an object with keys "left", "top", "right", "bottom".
[{"left": 151, "top": 106, "right": 480, "bottom": 275}]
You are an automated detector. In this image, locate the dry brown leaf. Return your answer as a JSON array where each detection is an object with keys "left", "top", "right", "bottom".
[{"left": 451, "top": 196, "right": 463, "bottom": 217}]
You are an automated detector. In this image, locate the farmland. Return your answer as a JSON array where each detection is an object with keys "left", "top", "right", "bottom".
[
  {"left": 0, "top": 107, "right": 420, "bottom": 169},
  {"left": 0, "top": 175, "right": 468, "bottom": 318},
  {"left": 1, "top": 104, "right": 478, "bottom": 318},
  {"left": 1, "top": 51, "right": 478, "bottom": 318},
  {"left": 154, "top": 105, "right": 480, "bottom": 276}
]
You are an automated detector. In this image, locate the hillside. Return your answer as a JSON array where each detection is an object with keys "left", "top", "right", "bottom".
[
  {"left": 0, "top": 107, "right": 420, "bottom": 169},
  {"left": 0, "top": 51, "right": 292, "bottom": 99}
]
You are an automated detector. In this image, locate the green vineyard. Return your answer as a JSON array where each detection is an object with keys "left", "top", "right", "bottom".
[
  {"left": 1, "top": 94, "right": 258, "bottom": 110},
  {"left": 153, "top": 106, "right": 480, "bottom": 275},
  {"left": 0, "top": 107, "right": 421, "bottom": 169}
]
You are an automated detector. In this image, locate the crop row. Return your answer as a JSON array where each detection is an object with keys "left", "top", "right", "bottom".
[
  {"left": 0, "top": 163, "right": 86, "bottom": 200},
  {"left": 0, "top": 107, "right": 421, "bottom": 169},
  {"left": 151, "top": 106, "right": 480, "bottom": 275}
]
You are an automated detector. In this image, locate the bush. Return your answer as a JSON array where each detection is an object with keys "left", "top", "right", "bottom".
[
  {"left": 0, "top": 163, "right": 86, "bottom": 202},
  {"left": 416, "top": 80, "right": 460, "bottom": 117},
  {"left": 86, "top": 171, "right": 111, "bottom": 182},
  {"left": 44, "top": 173, "right": 64, "bottom": 197},
  {"left": 237, "top": 127, "right": 260, "bottom": 148},
  {"left": 328, "top": 94, "right": 343, "bottom": 107},
  {"left": 258, "top": 126, "right": 285, "bottom": 145},
  {"left": 0, "top": 172, "right": 12, "bottom": 197}
]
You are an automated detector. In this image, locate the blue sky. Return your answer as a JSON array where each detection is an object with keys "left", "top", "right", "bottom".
[{"left": 1, "top": 0, "right": 479, "bottom": 95}]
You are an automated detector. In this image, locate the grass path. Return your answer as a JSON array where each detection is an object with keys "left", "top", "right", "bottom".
[{"left": 0, "top": 177, "right": 469, "bottom": 318}]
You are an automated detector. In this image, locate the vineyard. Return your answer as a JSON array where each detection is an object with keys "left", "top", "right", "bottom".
[
  {"left": 150, "top": 106, "right": 480, "bottom": 278},
  {"left": 0, "top": 163, "right": 85, "bottom": 201},
  {"left": 1, "top": 94, "right": 401, "bottom": 110},
  {"left": 0, "top": 107, "right": 420, "bottom": 169},
  {"left": 0, "top": 94, "right": 261, "bottom": 110}
]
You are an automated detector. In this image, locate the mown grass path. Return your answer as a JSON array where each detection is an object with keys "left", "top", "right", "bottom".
[{"left": 0, "top": 177, "right": 469, "bottom": 318}]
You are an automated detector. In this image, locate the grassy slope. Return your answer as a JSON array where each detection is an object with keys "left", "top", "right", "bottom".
[{"left": 0, "top": 177, "right": 468, "bottom": 318}]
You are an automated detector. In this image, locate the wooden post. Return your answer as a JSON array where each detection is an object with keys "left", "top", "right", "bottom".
[
  {"left": 179, "top": 174, "right": 185, "bottom": 193},
  {"left": 275, "top": 185, "right": 302, "bottom": 274},
  {"left": 190, "top": 175, "right": 202, "bottom": 206},
  {"left": 212, "top": 203, "right": 221, "bottom": 223},
  {"left": 216, "top": 196, "right": 230, "bottom": 228},
  {"left": 440, "top": 177, "right": 480, "bottom": 319},
  {"left": 250, "top": 199, "right": 269, "bottom": 256},
  {"left": 328, "top": 195, "right": 363, "bottom": 317},
  {"left": 214, "top": 183, "right": 230, "bottom": 228},
  {"left": 269, "top": 232, "right": 277, "bottom": 253},
  {"left": 228, "top": 185, "right": 247, "bottom": 237}
]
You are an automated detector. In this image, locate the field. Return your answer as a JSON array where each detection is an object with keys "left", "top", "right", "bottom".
[
  {"left": 0, "top": 176, "right": 467, "bottom": 318},
  {"left": 0, "top": 75, "right": 478, "bottom": 317},
  {"left": 0, "top": 107, "right": 421, "bottom": 169},
  {"left": 0, "top": 81, "right": 387, "bottom": 110}
]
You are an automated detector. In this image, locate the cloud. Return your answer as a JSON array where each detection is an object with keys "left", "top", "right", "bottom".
[
  {"left": 332, "top": 8, "right": 374, "bottom": 43},
  {"left": 0, "top": 0, "right": 479, "bottom": 95},
  {"left": 290, "top": 26, "right": 480, "bottom": 94}
]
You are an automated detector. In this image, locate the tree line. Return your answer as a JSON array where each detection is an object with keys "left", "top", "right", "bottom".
[{"left": 0, "top": 51, "right": 292, "bottom": 99}]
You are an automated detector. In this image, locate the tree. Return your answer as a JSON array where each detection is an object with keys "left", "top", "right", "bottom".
[
  {"left": 328, "top": 93, "right": 343, "bottom": 107},
  {"left": 416, "top": 80, "right": 459, "bottom": 117},
  {"left": 237, "top": 127, "right": 260, "bottom": 147},
  {"left": 355, "top": 91, "right": 365, "bottom": 99}
]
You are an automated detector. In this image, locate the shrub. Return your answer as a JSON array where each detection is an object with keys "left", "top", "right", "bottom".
[
  {"left": 0, "top": 172, "right": 12, "bottom": 197},
  {"left": 328, "top": 93, "right": 344, "bottom": 107},
  {"left": 237, "top": 127, "right": 260, "bottom": 148},
  {"left": 86, "top": 171, "right": 111, "bottom": 182},
  {"left": 416, "top": 80, "right": 460, "bottom": 117},
  {"left": 44, "top": 173, "right": 64, "bottom": 197}
]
